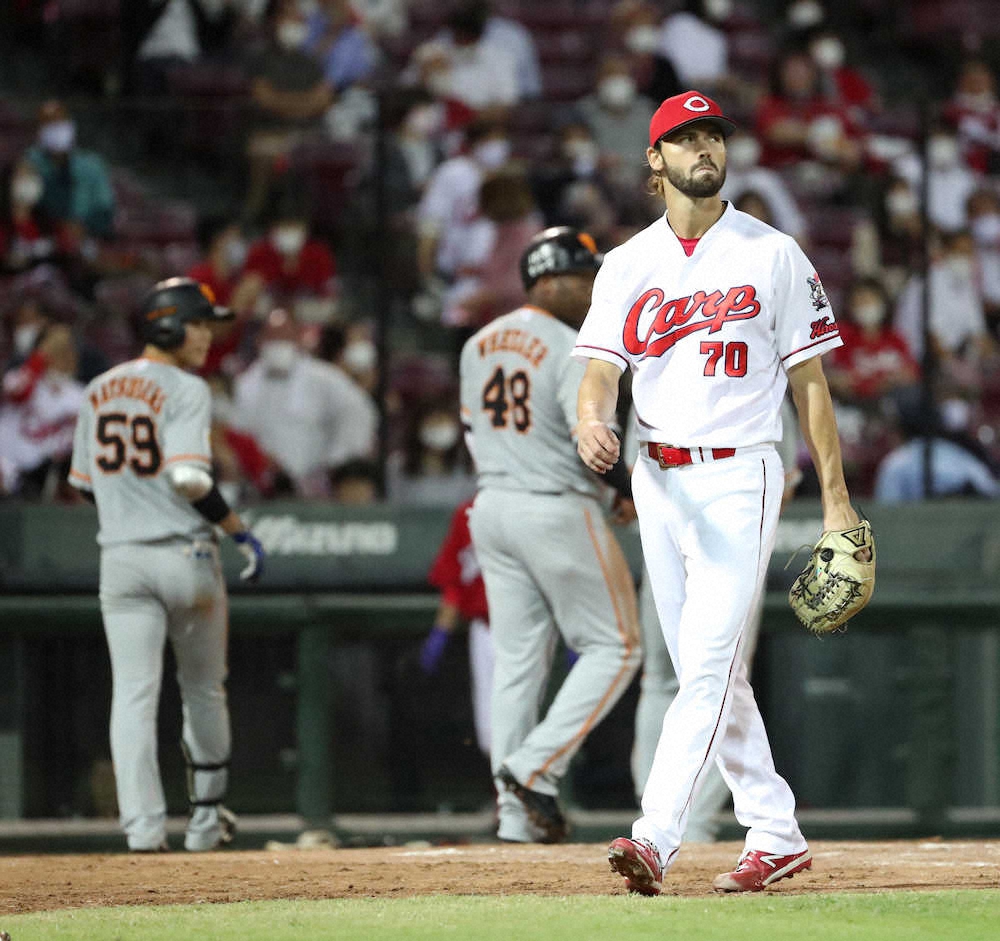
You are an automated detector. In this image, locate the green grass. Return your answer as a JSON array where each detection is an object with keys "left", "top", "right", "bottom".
[{"left": 3, "top": 891, "right": 999, "bottom": 941}]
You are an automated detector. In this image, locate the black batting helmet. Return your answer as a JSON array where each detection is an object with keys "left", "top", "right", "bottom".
[
  {"left": 519, "top": 226, "right": 602, "bottom": 292},
  {"left": 139, "top": 277, "right": 234, "bottom": 350}
]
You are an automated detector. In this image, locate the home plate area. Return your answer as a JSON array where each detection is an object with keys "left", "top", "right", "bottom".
[{"left": 2, "top": 841, "right": 999, "bottom": 914}]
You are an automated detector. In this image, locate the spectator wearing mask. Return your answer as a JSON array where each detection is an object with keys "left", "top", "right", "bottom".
[
  {"left": 385, "top": 398, "right": 476, "bottom": 506},
  {"left": 409, "top": 1, "right": 520, "bottom": 112},
  {"left": 0, "top": 323, "right": 84, "bottom": 500},
  {"left": 755, "top": 48, "right": 862, "bottom": 174},
  {"left": 243, "top": 0, "right": 335, "bottom": 221},
  {"left": 874, "top": 394, "right": 1000, "bottom": 502},
  {"left": 2, "top": 161, "right": 55, "bottom": 273},
  {"left": 388, "top": 93, "right": 447, "bottom": 206},
  {"left": 944, "top": 58, "right": 1000, "bottom": 175},
  {"left": 232, "top": 308, "right": 377, "bottom": 497},
  {"left": 303, "top": 0, "right": 378, "bottom": 93},
  {"left": 244, "top": 201, "right": 336, "bottom": 300},
  {"left": 826, "top": 277, "right": 919, "bottom": 406},
  {"left": 892, "top": 127, "right": 979, "bottom": 235},
  {"left": 611, "top": 0, "right": 681, "bottom": 106},
  {"left": 967, "top": 187, "right": 1000, "bottom": 338},
  {"left": 575, "top": 55, "right": 657, "bottom": 189},
  {"left": 531, "top": 120, "right": 608, "bottom": 225},
  {"left": 806, "top": 26, "right": 878, "bottom": 125},
  {"left": 188, "top": 218, "right": 265, "bottom": 375},
  {"left": 896, "top": 230, "right": 997, "bottom": 391},
  {"left": 441, "top": 168, "right": 544, "bottom": 328},
  {"left": 415, "top": 118, "right": 512, "bottom": 284},
  {"left": 318, "top": 321, "right": 378, "bottom": 395},
  {"left": 433, "top": 0, "right": 542, "bottom": 101},
  {"left": 720, "top": 132, "right": 807, "bottom": 242},
  {"left": 25, "top": 100, "right": 115, "bottom": 244},
  {"left": 877, "top": 175, "right": 923, "bottom": 276}
]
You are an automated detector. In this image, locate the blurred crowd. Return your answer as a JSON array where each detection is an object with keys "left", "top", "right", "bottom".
[{"left": 2, "top": 0, "right": 1000, "bottom": 505}]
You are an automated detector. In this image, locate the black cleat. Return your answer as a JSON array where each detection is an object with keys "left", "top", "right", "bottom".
[{"left": 498, "top": 765, "right": 569, "bottom": 843}]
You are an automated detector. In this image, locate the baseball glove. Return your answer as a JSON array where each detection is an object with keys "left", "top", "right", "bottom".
[{"left": 788, "top": 520, "right": 875, "bottom": 635}]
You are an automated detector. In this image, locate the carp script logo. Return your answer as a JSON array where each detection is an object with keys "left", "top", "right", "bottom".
[{"left": 623, "top": 285, "right": 761, "bottom": 358}]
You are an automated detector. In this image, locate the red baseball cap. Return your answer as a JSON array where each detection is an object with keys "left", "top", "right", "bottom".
[{"left": 648, "top": 91, "right": 736, "bottom": 147}]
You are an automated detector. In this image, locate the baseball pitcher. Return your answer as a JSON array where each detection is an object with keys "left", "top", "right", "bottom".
[{"left": 575, "top": 92, "right": 866, "bottom": 894}]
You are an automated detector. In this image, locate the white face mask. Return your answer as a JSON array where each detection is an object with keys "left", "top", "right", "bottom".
[
  {"left": 928, "top": 136, "right": 960, "bottom": 169},
  {"left": 405, "top": 103, "right": 444, "bottom": 139},
  {"left": 472, "top": 138, "right": 511, "bottom": 169},
  {"left": 39, "top": 120, "right": 76, "bottom": 153},
  {"left": 420, "top": 421, "right": 460, "bottom": 452},
  {"left": 946, "top": 255, "right": 974, "bottom": 279},
  {"left": 971, "top": 213, "right": 1000, "bottom": 245},
  {"left": 272, "top": 225, "right": 307, "bottom": 255},
  {"left": 811, "top": 37, "right": 845, "bottom": 70},
  {"left": 853, "top": 302, "right": 884, "bottom": 329},
  {"left": 940, "top": 398, "right": 971, "bottom": 432},
  {"left": 224, "top": 237, "right": 247, "bottom": 270},
  {"left": 12, "top": 174, "right": 43, "bottom": 206},
  {"left": 788, "top": 0, "right": 824, "bottom": 28},
  {"left": 703, "top": 0, "right": 733, "bottom": 22},
  {"left": 260, "top": 340, "right": 298, "bottom": 374},
  {"left": 725, "top": 136, "right": 760, "bottom": 170},
  {"left": 342, "top": 339, "right": 377, "bottom": 373},
  {"left": 277, "top": 20, "right": 309, "bottom": 50},
  {"left": 625, "top": 25, "right": 660, "bottom": 55},
  {"left": 958, "top": 90, "right": 996, "bottom": 112},
  {"left": 14, "top": 323, "right": 42, "bottom": 356},
  {"left": 598, "top": 74, "right": 637, "bottom": 111},
  {"left": 886, "top": 188, "right": 917, "bottom": 217},
  {"left": 563, "top": 137, "right": 599, "bottom": 175}
]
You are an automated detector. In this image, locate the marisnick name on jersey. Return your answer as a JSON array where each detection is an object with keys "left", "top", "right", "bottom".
[{"left": 624, "top": 284, "right": 761, "bottom": 359}]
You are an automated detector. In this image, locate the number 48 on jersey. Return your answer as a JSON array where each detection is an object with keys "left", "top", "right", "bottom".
[{"left": 481, "top": 366, "right": 532, "bottom": 432}]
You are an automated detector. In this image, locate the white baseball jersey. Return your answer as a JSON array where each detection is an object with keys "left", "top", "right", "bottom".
[
  {"left": 69, "top": 358, "right": 214, "bottom": 546},
  {"left": 574, "top": 204, "right": 843, "bottom": 447}
]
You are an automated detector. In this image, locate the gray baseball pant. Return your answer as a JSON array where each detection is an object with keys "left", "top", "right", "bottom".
[{"left": 99, "top": 538, "right": 230, "bottom": 851}]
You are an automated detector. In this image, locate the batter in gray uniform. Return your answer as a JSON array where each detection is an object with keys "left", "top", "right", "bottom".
[
  {"left": 69, "top": 277, "right": 266, "bottom": 852},
  {"left": 461, "top": 227, "right": 641, "bottom": 843}
]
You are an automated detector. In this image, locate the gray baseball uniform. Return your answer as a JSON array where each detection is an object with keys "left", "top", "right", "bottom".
[
  {"left": 461, "top": 306, "right": 641, "bottom": 841},
  {"left": 70, "top": 358, "right": 232, "bottom": 851}
]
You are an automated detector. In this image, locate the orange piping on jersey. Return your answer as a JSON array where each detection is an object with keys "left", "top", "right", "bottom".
[
  {"left": 164, "top": 453, "right": 212, "bottom": 466},
  {"left": 525, "top": 508, "right": 637, "bottom": 789},
  {"left": 69, "top": 469, "right": 91, "bottom": 483},
  {"left": 521, "top": 304, "right": 554, "bottom": 318}
]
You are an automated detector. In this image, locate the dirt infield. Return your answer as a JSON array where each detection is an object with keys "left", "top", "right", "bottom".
[{"left": 2, "top": 840, "right": 999, "bottom": 914}]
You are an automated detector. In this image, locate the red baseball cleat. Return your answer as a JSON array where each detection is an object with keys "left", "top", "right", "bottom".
[
  {"left": 712, "top": 848, "right": 812, "bottom": 892},
  {"left": 607, "top": 836, "right": 664, "bottom": 896}
]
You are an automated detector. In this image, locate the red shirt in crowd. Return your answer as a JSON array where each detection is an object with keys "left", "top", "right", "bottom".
[
  {"left": 943, "top": 97, "right": 1000, "bottom": 174},
  {"left": 755, "top": 95, "right": 860, "bottom": 168},
  {"left": 428, "top": 499, "right": 488, "bottom": 623},
  {"left": 830, "top": 322, "right": 919, "bottom": 399},
  {"left": 244, "top": 239, "right": 336, "bottom": 296}
]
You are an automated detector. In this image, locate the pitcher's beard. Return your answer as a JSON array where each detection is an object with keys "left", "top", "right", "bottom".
[{"left": 665, "top": 162, "right": 726, "bottom": 198}]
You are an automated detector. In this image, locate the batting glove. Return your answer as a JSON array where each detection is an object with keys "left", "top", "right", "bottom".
[
  {"left": 233, "top": 531, "right": 265, "bottom": 583},
  {"left": 419, "top": 625, "right": 452, "bottom": 675}
]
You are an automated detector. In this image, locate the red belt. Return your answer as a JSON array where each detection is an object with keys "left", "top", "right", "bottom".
[{"left": 645, "top": 442, "right": 737, "bottom": 468}]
